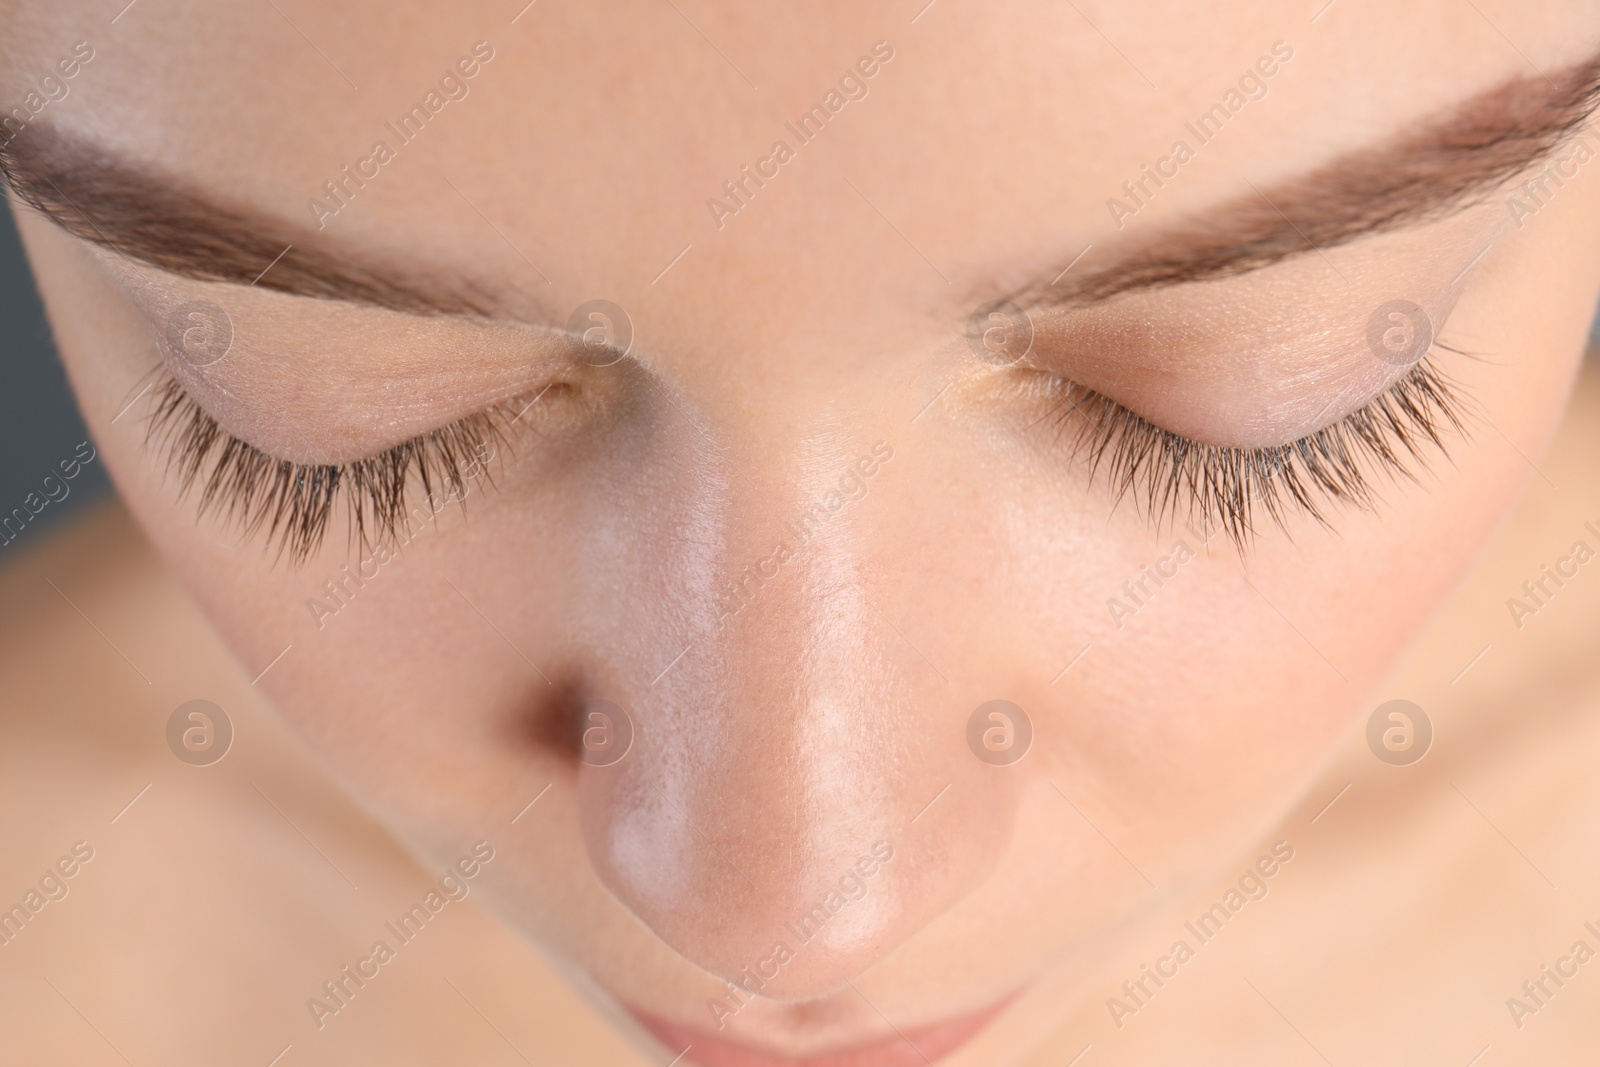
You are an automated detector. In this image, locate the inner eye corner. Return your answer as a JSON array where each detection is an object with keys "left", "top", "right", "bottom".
[{"left": 535, "top": 379, "right": 584, "bottom": 404}]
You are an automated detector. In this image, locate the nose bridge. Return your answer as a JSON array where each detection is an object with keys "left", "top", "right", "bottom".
[
  {"left": 582, "top": 433, "right": 909, "bottom": 909},
  {"left": 694, "top": 506, "right": 913, "bottom": 889},
  {"left": 575, "top": 418, "right": 1018, "bottom": 996}
]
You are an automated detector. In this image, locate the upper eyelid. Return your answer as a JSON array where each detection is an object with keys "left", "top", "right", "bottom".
[
  {"left": 1012, "top": 300, "right": 1458, "bottom": 450},
  {"left": 144, "top": 371, "right": 513, "bottom": 561},
  {"left": 146, "top": 369, "right": 525, "bottom": 466},
  {"left": 1047, "top": 355, "right": 1470, "bottom": 547},
  {"left": 1074, "top": 357, "right": 1463, "bottom": 452},
  {"left": 112, "top": 270, "right": 587, "bottom": 461},
  {"left": 145, "top": 318, "right": 560, "bottom": 464}
]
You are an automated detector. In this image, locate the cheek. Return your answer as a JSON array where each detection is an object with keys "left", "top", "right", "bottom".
[{"left": 895, "top": 341, "right": 1563, "bottom": 890}]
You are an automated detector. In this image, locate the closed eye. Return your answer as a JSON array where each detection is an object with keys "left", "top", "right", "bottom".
[
  {"left": 1046, "top": 355, "right": 1471, "bottom": 548},
  {"left": 145, "top": 374, "right": 530, "bottom": 563}
]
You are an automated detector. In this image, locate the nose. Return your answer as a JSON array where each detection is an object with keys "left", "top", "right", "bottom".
[{"left": 573, "top": 439, "right": 1019, "bottom": 999}]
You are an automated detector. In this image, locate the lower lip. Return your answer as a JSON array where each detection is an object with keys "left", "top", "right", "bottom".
[{"left": 625, "top": 993, "right": 1017, "bottom": 1067}]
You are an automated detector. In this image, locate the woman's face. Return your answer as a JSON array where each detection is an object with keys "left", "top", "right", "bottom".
[{"left": 7, "top": 0, "right": 1600, "bottom": 1061}]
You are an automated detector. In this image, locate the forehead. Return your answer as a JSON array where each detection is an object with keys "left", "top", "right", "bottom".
[{"left": 1, "top": 1, "right": 1593, "bottom": 339}]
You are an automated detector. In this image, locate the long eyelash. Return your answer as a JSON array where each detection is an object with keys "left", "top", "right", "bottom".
[
  {"left": 1054, "top": 356, "right": 1471, "bottom": 548},
  {"left": 146, "top": 377, "right": 513, "bottom": 563}
]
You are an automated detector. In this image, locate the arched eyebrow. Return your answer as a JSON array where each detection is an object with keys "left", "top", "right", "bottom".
[
  {"left": 1011, "top": 47, "right": 1600, "bottom": 310},
  {"left": 0, "top": 123, "right": 515, "bottom": 318},
  {"left": 2, "top": 47, "right": 1599, "bottom": 318}
]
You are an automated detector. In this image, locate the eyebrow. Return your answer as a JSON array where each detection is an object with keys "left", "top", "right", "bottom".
[
  {"left": 0, "top": 125, "right": 502, "bottom": 317},
  {"left": 1016, "top": 47, "right": 1600, "bottom": 310},
  {"left": 3, "top": 50, "right": 1599, "bottom": 319}
]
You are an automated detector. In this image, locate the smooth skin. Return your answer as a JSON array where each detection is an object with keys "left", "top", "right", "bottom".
[{"left": 3, "top": 1, "right": 1600, "bottom": 1064}]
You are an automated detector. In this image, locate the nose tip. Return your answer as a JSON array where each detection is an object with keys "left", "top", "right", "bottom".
[{"left": 577, "top": 684, "right": 1018, "bottom": 998}]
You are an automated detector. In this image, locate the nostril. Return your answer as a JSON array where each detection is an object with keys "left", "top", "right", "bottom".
[{"left": 501, "top": 671, "right": 603, "bottom": 764}]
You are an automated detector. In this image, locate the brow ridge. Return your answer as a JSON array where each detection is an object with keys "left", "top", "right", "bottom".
[
  {"left": 1021, "top": 46, "right": 1600, "bottom": 310},
  {"left": 1, "top": 126, "right": 497, "bottom": 316}
]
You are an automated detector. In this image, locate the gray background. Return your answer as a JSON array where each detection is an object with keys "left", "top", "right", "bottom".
[
  {"left": 1, "top": 201, "right": 111, "bottom": 547},
  {"left": 0, "top": 204, "right": 1596, "bottom": 550}
]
